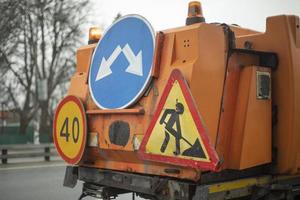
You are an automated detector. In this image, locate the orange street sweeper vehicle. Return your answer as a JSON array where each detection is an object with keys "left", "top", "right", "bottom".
[{"left": 53, "top": 2, "right": 300, "bottom": 199}]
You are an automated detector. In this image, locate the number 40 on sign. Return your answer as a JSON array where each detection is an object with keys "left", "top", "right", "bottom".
[{"left": 53, "top": 95, "right": 87, "bottom": 165}]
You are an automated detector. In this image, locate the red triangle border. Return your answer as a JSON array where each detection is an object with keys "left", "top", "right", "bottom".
[{"left": 138, "top": 69, "right": 219, "bottom": 171}]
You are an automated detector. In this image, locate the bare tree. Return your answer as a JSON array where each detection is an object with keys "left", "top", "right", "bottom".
[
  {"left": 113, "top": 12, "right": 122, "bottom": 22},
  {"left": 0, "top": 0, "right": 90, "bottom": 136},
  {"left": 0, "top": 0, "right": 36, "bottom": 134}
]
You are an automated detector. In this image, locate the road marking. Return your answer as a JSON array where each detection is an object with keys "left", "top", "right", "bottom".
[{"left": 0, "top": 163, "right": 66, "bottom": 171}]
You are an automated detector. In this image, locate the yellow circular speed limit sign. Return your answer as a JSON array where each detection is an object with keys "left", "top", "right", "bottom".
[{"left": 53, "top": 95, "right": 87, "bottom": 164}]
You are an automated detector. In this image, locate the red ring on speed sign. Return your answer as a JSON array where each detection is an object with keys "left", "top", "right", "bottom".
[{"left": 53, "top": 95, "right": 87, "bottom": 164}]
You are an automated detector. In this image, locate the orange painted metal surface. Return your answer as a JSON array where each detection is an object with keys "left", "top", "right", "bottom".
[
  {"left": 228, "top": 66, "right": 271, "bottom": 169},
  {"left": 215, "top": 47, "right": 272, "bottom": 170},
  {"left": 71, "top": 23, "right": 229, "bottom": 181},
  {"left": 232, "top": 15, "right": 300, "bottom": 174},
  {"left": 60, "top": 10, "right": 300, "bottom": 181},
  {"left": 76, "top": 44, "right": 96, "bottom": 74}
]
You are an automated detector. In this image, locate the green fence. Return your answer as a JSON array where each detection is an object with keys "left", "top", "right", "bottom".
[
  {"left": 0, "top": 126, "right": 34, "bottom": 144},
  {"left": 0, "top": 126, "right": 52, "bottom": 144},
  {"left": 39, "top": 127, "right": 53, "bottom": 143}
]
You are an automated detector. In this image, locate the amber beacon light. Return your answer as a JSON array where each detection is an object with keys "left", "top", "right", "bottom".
[
  {"left": 186, "top": 1, "right": 205, "bottom": 25},
  {"left": 88, "top": 27, "right": 102, "bottom": 44}
]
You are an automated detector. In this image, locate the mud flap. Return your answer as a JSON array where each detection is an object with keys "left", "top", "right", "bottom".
[{"left": 63, "top": 166, "right": 78, "bottom": 188}]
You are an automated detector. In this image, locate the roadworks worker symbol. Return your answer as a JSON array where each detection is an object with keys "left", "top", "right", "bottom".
[
  {"left": 139, "top": 69, "right": 219, "bottom": 171},
  {"left": 53, "top": 95, "right": 87, "bottom": 165}
]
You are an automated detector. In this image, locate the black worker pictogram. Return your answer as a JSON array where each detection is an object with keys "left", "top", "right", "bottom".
[{"left": 159, "top": 100, "right": 207, "bottom": 159}]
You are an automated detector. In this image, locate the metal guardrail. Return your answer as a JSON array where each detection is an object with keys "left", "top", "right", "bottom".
[{"left": 0, "top": 143, "right": 58, "bottom": 164}]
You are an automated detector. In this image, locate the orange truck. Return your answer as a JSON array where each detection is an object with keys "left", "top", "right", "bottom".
[{"left": 53, "top": 1, "right": 300, "bottom": 199}]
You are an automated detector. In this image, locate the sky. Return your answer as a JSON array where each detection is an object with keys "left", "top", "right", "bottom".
[{"left": 90, "top": 0, "right": 300, "bottom": 33}]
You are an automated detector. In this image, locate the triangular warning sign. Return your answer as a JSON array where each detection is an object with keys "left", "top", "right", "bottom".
[{"left": 139, "top": 69, "right": 219, "bottom": 171}]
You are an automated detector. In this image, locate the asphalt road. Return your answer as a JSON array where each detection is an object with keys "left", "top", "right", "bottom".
[{"left": 0, "top": 161, "right": 139, "bottom": 200}]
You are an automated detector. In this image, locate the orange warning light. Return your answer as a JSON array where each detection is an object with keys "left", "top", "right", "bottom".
[
  {"left": 88, "top": 27, "right": 102, "bottom": 44},
  {"left": 186, "top": 1, "right": 205, "bottom": 25},
  {"left": 188, "top": 1, "right": 202, "bottom": 17}
]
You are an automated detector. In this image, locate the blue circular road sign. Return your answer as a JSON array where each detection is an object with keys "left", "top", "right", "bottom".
[{"left": 89, "top": 15, "right": 155, "bottom": 109}]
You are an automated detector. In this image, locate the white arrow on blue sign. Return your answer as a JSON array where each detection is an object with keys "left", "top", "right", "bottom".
[{"left": 89, "top": 15, "right": 155, "bottom": 109}]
